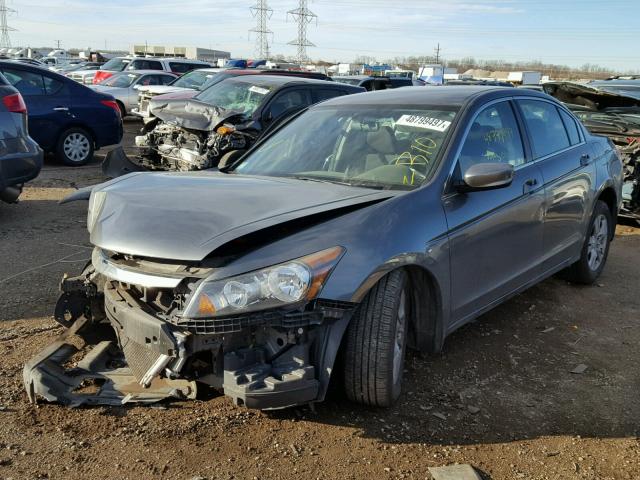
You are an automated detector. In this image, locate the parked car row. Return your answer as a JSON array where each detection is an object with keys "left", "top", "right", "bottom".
[{"left": 67, "top": 56, "right": 211, "bottom": 85}]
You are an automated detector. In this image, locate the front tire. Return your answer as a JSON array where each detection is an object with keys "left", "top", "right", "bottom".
[
  {"left": 564, "top": 200, "right": 613, "bottom": 284},
  {"left": 343, "top": 270, "right": 409, "bottom": 407},
  {"left": 56, "top": 128, "right": 94, "bottom": 166}
]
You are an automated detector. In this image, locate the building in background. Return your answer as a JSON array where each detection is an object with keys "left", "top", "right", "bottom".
[{"left": 129, "top": 45, "right": 230, "bottom": 64}]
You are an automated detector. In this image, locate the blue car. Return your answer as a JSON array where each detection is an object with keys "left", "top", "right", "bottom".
[{"left": 0, "top": 61, "right": 123, "bottom": 166}]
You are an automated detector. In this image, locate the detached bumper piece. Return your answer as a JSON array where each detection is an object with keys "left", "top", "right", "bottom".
[
  {"left": 101, "top": 146, "right": 146, "bottom": 179},
  {"left": 223, "top": 345, "right": 319, "bottom": 410},
  {"left": 23, "top": 317, "right": 196, "bottom": 407}
]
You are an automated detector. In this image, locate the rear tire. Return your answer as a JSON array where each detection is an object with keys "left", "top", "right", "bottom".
[
  {"left": 116, "top": 101, "right": 126, "bottom": 118},
  {"left": 564, "top": 200, "right": 612, "bottom": 284},
  {"left": 343, "top": 270, "right": 409, "bottom": 407},
  {"left": 56, "top": 127, "right": 94, "bottom": 166}
]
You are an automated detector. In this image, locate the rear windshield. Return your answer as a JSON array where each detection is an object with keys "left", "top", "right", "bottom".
[
  {"left": 173, "top": 70, "right": 219, "bottom": 90},
  {"left": 333, "top": 78, "right": 364, "bottom": 86},
  {"left": 101, "top": 58, "right": 131, "bottom": 71},
  {"left": 101, "top": 73, "right": 140, "bottom": 88},
  {"left": 0, "top": 72, "right": 8, "bottom": 86},
  {"left": 234, "top": 105, "right": 459, "bottom": 190}
]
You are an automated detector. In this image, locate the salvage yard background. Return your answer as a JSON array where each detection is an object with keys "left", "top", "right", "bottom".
[{"left": 0, "top": 120, "right": 639, "bottom": 480}]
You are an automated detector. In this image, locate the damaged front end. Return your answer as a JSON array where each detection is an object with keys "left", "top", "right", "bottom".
[
  {"left": 103, "top": 99, "right": 255, "bottom": 178},
  {"left": 25, "top": 247, "right": 354, "bottom": 409},
  {"left": 544, "top": 82, "right": 640, "bottom": 220}
]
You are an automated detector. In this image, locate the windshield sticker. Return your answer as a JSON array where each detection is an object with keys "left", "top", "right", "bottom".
[
  {"left": 396, "top": 115, "right": 451, "bottom": 132},
  {"left": 249, "top": 86, "right": 270, "bottom": 95}
]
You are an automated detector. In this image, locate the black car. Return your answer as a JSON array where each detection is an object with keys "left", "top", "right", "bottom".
[
  {"left": 104, "top": 75, "right": 364, "bottom": 176},
  {"left": 0, "top": 61, "right": 123, "bottom": 166},
  {"left": 333, "top": 75, "right": 414, "bottom": 91},
  {"left": 0, "top": 72, "right": 43, "bottom": 203}
]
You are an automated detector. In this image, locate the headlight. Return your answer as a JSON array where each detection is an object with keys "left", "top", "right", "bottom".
[
  {"left": 87, "top": 191, "right": 107, "bottom": 234},
  {"left": 182, "top": 246, "right": 345, "bottom": 319}
]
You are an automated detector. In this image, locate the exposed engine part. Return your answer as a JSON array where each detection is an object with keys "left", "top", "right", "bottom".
[{"left": 136, "top": 122, "right": 252, "bottom": 171}]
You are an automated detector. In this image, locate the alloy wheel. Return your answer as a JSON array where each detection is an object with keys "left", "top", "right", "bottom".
[{"left": 587, "top": 213, "right": 608, "bottom": 271}]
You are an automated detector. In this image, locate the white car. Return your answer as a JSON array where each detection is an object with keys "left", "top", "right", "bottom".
[
  {"left": 134, "top": 68, "right": 223, "bottom": 120},
  {"left": 90, "top": 70, "right": 177, "bottom": 117}
]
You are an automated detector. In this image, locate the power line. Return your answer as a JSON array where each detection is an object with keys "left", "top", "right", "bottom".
[
  {"left": 287, "top": 0, "right": 317, "bottom": 64},
  {"left": 249, "top": 0, "right": 272, "bottom": 59},
  {"left": 0, "top": 0, "right": 16, "bottom": 49}
]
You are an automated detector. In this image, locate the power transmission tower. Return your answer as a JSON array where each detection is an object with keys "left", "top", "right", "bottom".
[
  {"left": 249, "top": 0, "right": 273, "bottom": 59},
  {"left": 0, "top": 0, "right": 16, "bottom": 49},
  {"left": 434, "top": 43, "right": 441, "bottom": 64},
  {"left": 287, "top": 0, "right": 317, "bottom": 64}
]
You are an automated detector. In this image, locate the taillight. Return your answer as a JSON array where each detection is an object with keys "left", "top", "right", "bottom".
[
  {"left": 2, "top": 92, "right": 27, "bottom": 114},
  {"left": 93, "top": 71, "right": 113, "bottom": 84},
  {"left": 101, "top": 99, "right": 121, "bottom": 117}
]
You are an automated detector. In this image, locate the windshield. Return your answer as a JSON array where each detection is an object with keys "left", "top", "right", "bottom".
[
  {"left": 194, "top": 80, "right": 274, "bottom": 115},
  {"left": 101, "top": 73, "right": 140, "bottom": 88},
  {"left": 234, "top": 106, "right": 458, "bottom": 190},
  {"left": 101, "top": 58, "right": 130, "bottom": 71},
  {"left": 173, "top": 70, "right": 218, "bottom": 90}
]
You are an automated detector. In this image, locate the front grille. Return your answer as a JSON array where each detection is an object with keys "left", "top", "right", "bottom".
[{"left": 170, "top": 300, "right": 355, "bottom": 335}]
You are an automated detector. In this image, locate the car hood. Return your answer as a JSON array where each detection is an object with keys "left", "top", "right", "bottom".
[
  {"left": 149, "top": 98, "right": 242, "bottom": 131},
  {"left": 89, "top": 172, "right": 394, "bottom": 261},
  {"left": 138, "top": 85, "right": 192, "bottom": 95}
]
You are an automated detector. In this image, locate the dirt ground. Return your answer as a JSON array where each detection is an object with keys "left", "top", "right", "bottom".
[{"left": 0, "top": 120, "right": 639, "bottom": 480}]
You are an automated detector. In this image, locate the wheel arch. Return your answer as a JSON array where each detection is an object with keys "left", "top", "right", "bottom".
[
  {"left": 596, "top": 185, "right": 618, "bottom": 238},
  {"left": 350, "top": 262, "right": 445, "bottom": 354}
]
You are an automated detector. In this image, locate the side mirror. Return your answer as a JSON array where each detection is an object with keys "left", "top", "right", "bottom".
[{"left": 458, "top": 162, "right": 514, "bottom": 192}]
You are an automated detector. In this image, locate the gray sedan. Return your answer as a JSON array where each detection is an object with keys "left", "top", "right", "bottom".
[
  {"left": 90, "top": 70, "right": 177, "bottom": 116},
  {"left": 25, "top": 87, "right": 623, "bottom": 410}
]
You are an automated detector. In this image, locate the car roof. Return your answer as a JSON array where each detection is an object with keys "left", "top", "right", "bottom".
[
  {"left": 228, "top": 74, "right": 336, "bottom": 87},
  {"left": 335, "top": 75, "right": 373, "bottom": 80},
  {"left": 314, "top": 85, "right": 549, "bottom": 107}
]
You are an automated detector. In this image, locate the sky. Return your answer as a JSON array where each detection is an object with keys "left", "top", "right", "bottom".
[{"left": 5, "top": 0, "right": 640, "bottom": 72}]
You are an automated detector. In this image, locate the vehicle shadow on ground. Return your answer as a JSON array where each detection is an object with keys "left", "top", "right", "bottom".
[{"left": 269, "top": 263, "right": 640, "bottom": 446}]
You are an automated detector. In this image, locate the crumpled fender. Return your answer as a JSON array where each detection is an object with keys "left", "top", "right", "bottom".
[{"left": 101, "top": 146, "right": 147, "bottom": 179}]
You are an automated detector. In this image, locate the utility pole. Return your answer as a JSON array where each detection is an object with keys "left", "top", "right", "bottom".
[
  {"left": 55, "top": 39, "right": 62, "bottom": 49},
  {"left": 434, "top": 43, "right": 441, "bottom": 64},
  {"left": 249, "top": 0, "right": 273, "bottom": 59},
  {"left": 0, "top": 0, "right": 16, "bottom": 49},
  {"left": 287, "top": 0, "right": 317, "bottom": 64}
]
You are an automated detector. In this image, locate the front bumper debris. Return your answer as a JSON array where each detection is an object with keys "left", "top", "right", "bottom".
[
  {"left": 101, "top": 146, "right": 147, "bottom": 179},
  {"left": 25, "top": 262, "right": 355, "bottom": 409},
  {"left": 23, "top": 317, "right": 196, "bottom": 407}
]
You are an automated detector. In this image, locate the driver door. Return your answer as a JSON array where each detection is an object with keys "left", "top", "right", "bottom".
[{"left": 443, "top": 100, "right": 545, "bottom": 324}]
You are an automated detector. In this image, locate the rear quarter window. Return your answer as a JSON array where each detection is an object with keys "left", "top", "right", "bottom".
[{"left": 559, "top": 109, "right": 581, "bottom": 145}]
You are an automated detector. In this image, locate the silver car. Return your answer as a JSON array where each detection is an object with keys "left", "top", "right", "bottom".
[{"left": 90, "top": 71, "right": 177, "bottom": 116}]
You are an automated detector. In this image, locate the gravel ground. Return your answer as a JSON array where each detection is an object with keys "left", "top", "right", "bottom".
[{"left": 0, "top": 120, "right": 639, "bottom": 480}]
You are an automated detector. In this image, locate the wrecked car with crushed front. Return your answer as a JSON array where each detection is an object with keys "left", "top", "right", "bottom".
[
  {"left": 103, "top": 75, "right": 363, "bottom": 177},
  {"left": 25, "top": 86, "right": 622, "bottom": 410}
]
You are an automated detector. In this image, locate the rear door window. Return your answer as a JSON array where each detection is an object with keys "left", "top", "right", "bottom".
[
  {"left": 1, "top": 68, "right": 45, "bottom": 96},
  {"left": 518, "top": 99, "right": 571, "bottom": 158},
  {"left": 42, "top": 76, "right": 65, "bottom": 95},
  {"left": 130, "top": 60, "right": 163, "bottom": 71},
  {"left": 459, "top": 101, "right": 526, "bottom": 172},
  {"left": 558, "top": 108, "right": 581, "bottom": 145},
  {"left": 312, "top": 88, "right": 345, "bottom": 103}
]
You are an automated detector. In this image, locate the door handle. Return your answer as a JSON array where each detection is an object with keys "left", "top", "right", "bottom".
[
  {"left": 523, "top": 178, "right": 538, "bottom": 195},
  {"left": 53, "top": 107, "right": 69, "bottom": 112},
  {"left": 580, "top": 153, "right": 591, "bottom": 166}
]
